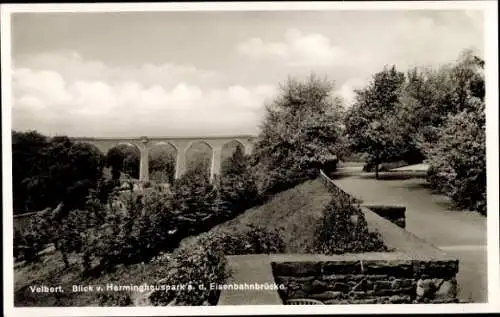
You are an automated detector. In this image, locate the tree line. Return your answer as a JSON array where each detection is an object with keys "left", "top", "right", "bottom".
[{"left": 344, "top": 49, "right": 486, "bottom": 214}]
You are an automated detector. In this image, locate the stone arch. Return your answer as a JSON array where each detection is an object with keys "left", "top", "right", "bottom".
[
  {"left": 221, "top": 139, "right": 245, "bottom": 162},
  {"left": 149, "top": 141, "right": 178, "bottom": 184},
  {"left": 107, "top": 142, "right": 141, "bottom": 180},
  {"left": 184, "top": 141, "right": 213, "bottom": 179}
]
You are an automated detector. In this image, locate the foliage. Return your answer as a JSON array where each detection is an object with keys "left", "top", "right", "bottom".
[
  {"left": 409, "top": 50, "right": 487, "bottom": 214},
  {"left": 314, "top": 195, "right": 388, "bottom": 254},
  {"left": 149, "top": 150, "right": 176, "bottom": 184},
  {"left": 96, "top": 293, "right": 132, "bottom": 306},
  {"left": 171, "top": 167, "right": 218, "bottom": 236},
  {"left": 149, "top": 238, "right": 229, "bottom": 306},
  {"left": 106, "top": 147, "right": 126, "bottom": 181},
  {"left": 425, "top": 99, "right": 486, "bottom": 214},
  {"left": 252, "top": 74, "right": 344, "bottom": 195},
  {"left": 219, "top": 146, "right": 261, "bottom": 215},
  {"left": 12, "top": 131, "right": 106, "bottom": 213},
  {"left": 400, "top": 49, "right": 485, "bottom": 157},
  {"left": 150, "top": 224, "right": 285, "bottom": 306},
  {"left": 84, "top": 188, "right": 177, "bottom": 272},
  {"left": 344, "top": 66, "right": 407, "bottom": 178},
  {"left": 119, "top": 145, "right": 140, "bottom": 179}
]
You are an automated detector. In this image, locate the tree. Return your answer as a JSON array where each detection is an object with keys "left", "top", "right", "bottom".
[
  {"left": 345, "top": 65, "right": 406, "bottom": 179},
  {"left": 12, "top": 130, "right": 50, "bottom": 212},
  {"left": 219, "top": 146, "right": 259, "bottom": 214},
  {"left": 149, "top": 150, "right": 176, "bottom": 184},
  {"left": 422, "top": 50, "right": 486, "bottom": 214},
  {"left": 119, "top": 145, "right": 140, "bottom": 179},
  {"left": 171, "top": 165, "right": 217, "bottom": 235},
  {"left": 11, "top": 131, "right": 105, "bottom": 213},
  {"left": 106, "top": 147, "right": 125, "bottom": 181},
  {"left": 252, "top": 74, "right": 344, "bottom": 193},
  {"left": 399, "top": 49, "right": 485, "bottom": 156},
  {"left": 426, "top": 99, "right": 485, "bottom": 214}
]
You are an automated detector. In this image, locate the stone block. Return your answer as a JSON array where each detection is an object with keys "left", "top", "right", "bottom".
[
  {"left": 373, "top": 280, "right": 392, "bottom": 290},
  {"left": 331, "top": 282, "right": 350, "bottom": 293},
  {"left": 434, "top": 279, "right": 457, "bottom": 300},
  {"left": 412, "top": 260, "right": 459, "bottom": 279},
  {"left": 388, "top": 295, "right": 412, "bottom": 304},
  {"left": 273, "top": 262, "right": 321, "bottom": 277},
  {"left": 286, "top": 289, "right": 309, "bottom": 299},
  {"left": 391, "top": 278, "right": 415, "bottom": 289},
  {"left": 321, "top": 261, "right": 363, "bottom": 275},
  {"left": 363, "top": 260, "right": 413, "bottom": 277},
  {"left": 311, "top": 279, "right": 329, "bottom": 293},
  {"left": 374, "top": 286, "right": 414, "bottom": 297},
  {"left": 310, "top": 291, "right": 342, "bottom": 300}
]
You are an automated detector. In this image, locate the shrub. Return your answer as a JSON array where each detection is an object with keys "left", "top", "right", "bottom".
[
  {"left": 149, "top": 240, "right": 229, "bottom": 306},
  {"left": 84, "top": 188, "right": 177, "bottom": 273},
  {"left": 425, "top": 100, "right": 486, "bottom": 215},
  {"left": 314, "top": 196, "right": 388, "bottom": 254},
  {"left": 150, "top": 225, "right": 285, "bottom": 306},
  {"left": 219, "top": 147, "right": 261, "bottom": 215},
  {"left": 193, "top": 225, "right": 286, "bottom": 256},
  {"left": 15, "top": 212, "right": 57, "bottom": 263},
  {"left": 97, "top": 292, "right": 132, "bottom": 306}
]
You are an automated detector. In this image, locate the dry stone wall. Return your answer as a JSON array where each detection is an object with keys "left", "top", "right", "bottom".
[{"left": 272, "top": 256, "right": 459, "bottom": 304}]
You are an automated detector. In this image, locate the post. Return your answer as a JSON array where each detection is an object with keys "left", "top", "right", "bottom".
[
  {"left": 210, "top": 146, "right": 222, "bottom": 183},
  {"left": 139, "top": 137, "right": 150, "bottom": 182}
]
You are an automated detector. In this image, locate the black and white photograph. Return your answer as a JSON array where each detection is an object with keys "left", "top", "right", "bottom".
[{"left": 2, "top": 1, "right": 499, "bottom": 316}]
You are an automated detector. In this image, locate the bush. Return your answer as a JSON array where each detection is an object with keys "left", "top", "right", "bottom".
[
  {"left": 149, "top": 239, "right": 229, "bottom": 306},
  {"left": 426, "top": 100, "right": 486, "bottom": 215},
  {"left": 314, "top": 196, "right": 388, "bottom": 254},
  {"left": 84, "top": 188, "right": 177, "bottom": 273},
  {"left": 97, "top": 293, "right": 132, "bottom": 306},
  {"left": 193, "top": 225, "right": 286, "bottom": 256},
  {"left": 149, "top": 225, "right": 285, "bottom": 306},
  {"left": 15, "top": 211, "right": 57, "bottom": 263},
  {"left": 219, "top": 147, "right": 261, "bottom": 215}
]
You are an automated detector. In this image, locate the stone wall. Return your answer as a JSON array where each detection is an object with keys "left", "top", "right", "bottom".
[{"left": 271, "top": 254, "right": 458, "bottom": 304}]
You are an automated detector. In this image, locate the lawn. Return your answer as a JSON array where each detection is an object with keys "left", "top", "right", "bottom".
[{"left": 179, "top": 178, "right": 333, "bottom": 253}]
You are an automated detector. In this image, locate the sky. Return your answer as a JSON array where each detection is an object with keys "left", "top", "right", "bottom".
[{"left": 10, "top": 9, "right": 484, "bottom": 137}]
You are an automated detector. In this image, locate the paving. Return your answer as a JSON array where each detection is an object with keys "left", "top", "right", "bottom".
[
  {"left": 217, "top": 255, "right": 283, "bottom": 305},
  {"left": 332, "top": 172, "right": 487, "bottom": 303}
]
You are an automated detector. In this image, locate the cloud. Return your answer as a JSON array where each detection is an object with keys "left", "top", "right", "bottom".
[
  {"left": 11, "top": 52, "right": 278, "bottom": 137},
  {"left": 335, "top": 78, "right": 369, "bottom": 107},
  {"left": 236, "top": 28, "right": 349, "bottom": 67},
  {"left": 14, "top": 50, "right": 222, "bottom": 90}
]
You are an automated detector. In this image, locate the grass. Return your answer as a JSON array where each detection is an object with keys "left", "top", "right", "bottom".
[{"left": 180, "top": 178, "right": 333, "bottom": 253}]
